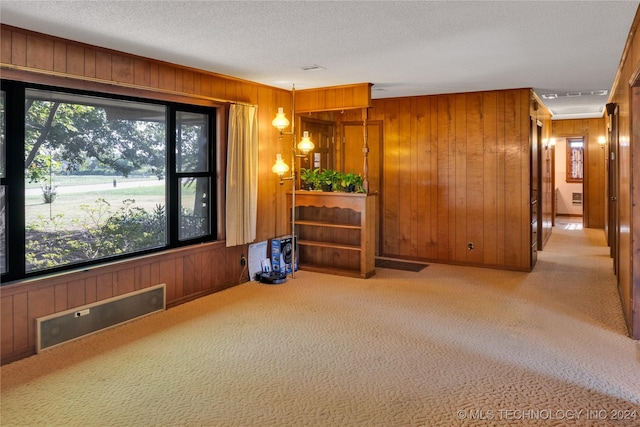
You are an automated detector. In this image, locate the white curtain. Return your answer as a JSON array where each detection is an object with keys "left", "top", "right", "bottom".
[{"left": 226, "top": 104, "right": 258, "bottom": 247}]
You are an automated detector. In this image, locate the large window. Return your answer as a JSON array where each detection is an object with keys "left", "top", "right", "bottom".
[{"left": 1, "top": 81, "right": 217, "bottom": 282}]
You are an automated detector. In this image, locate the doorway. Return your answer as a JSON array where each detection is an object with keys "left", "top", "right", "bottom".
[{"left": 554, "top": 136, "right": 585, "bottom": 223}]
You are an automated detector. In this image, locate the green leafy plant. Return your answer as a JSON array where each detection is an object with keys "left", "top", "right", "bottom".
[
  {"left": 300, "top": 167, "right": 320, "bottom": 190},
  {"left": 25, "top": 198, "right": 166, "bottom": 271},
  {"left": 339, "top": 171, "right": 365, "bottom": 193},
  {"left": 318, "top": 169, "right": 339, "bottom": 191}
]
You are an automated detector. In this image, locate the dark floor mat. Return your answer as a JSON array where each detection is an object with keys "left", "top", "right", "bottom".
[{"left": 375, "top": 259, "right": 428, "bottom": 272}]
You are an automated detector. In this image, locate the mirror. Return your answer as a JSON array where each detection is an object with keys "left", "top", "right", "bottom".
[
  {"left": 298, "top": 112, "right": 337, "bottom": 171},
  {"left": 297, "top": 110, "right": 374, "bottom": 187}
]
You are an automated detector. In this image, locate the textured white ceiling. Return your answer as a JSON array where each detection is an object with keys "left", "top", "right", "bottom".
[{"left": 1, "top": 1, "right": 638, "bottom": 119}]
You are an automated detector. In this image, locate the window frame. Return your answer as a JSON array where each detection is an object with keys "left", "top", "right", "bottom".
[
  {"left": 566, "top": 137, "right": 584, "bottom": 183},
  {"left": 1, "top": 79, "right": 218, "bottom": 283}
]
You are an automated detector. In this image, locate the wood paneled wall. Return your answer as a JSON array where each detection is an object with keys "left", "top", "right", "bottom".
[
  {"left": 343, "top": 89, "right": 537, "bottom": 271},
  {"left": 0, "top": 25, "right": 292, "bottom": 363},
  {"left": 551, "top": 118, "right": 607, "bottom": 228},
  {"left": 608, "top": 6, "right": 640, "bottom": 338}
]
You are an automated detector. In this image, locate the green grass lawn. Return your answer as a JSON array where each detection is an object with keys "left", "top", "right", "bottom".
[
  {"left": 26, "top": 183, "right": 166, "bottom": 228},
  {"left": 25, "top": 175, "right": 159, "bottom": 189}
]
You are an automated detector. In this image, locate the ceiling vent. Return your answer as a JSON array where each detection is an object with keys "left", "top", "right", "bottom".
[
  {"left": 542, "top": 90, "right": 608, "bottom": 99},
  {"left": 300, "top": 64, "right": 326, "bottom": 72}
]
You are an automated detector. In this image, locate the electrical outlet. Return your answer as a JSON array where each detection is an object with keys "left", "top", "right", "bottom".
[
  {"left": 240, "top": 254, "right": 246, "bottom": 267},
  {"left": 467, "top": 242, "right": 474, "bottom": 251},
  {"left": 75, "top": 308, "right": 90, "bottom": 317}
]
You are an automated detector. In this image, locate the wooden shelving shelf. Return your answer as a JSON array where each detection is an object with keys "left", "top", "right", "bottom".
[
  {"left": 297, "top": 240, "right": 361, "bottom": 251},
  {"left": 295, "top": 220, "right": 361, "bottom": 230},
  {"left": 288, "top": 190, "right": 377, "bottom": 278}
]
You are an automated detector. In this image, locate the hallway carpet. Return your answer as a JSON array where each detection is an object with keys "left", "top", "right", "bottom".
[{"left": 2, "top": 225, "right": 639, "bottom": 426}]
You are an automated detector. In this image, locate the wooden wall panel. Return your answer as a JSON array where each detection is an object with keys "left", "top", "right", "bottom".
[
  {"left": 1, "top": 296, "right": 14, "bottom": 354},
  {"left": 483, "top": 92, "right": 498, "bottom": 265},
  {"left": 1, "top": 28, "right": 12, "bottom": 62},
  {"left": 413, "top": 97, "right": 430, "bottom": 257},
  {"left": 115, "top": 268, "right": 136, "bottom": 296},
  {"left": 466, "top": 92, "right": 484, "bottom": 265},
  {"left": 66, "top": 44, "right": 85, "bottom": 76},
  {"left": 54, "top": 283, "right": 68, "bottom": 312},
  {"left": 26, "top": 34, "right": 54, "bottom": 70},
  {"left": 436, "top": 95, "right": 454, "bottom": 261},
  {"left": 398, "top": 98, "right": 412, "bottom": 257},
  {"left": 96, "top": 273, "right": 114, "bottom": 301},
  {"left": 296, "top": 83, "right": 372, "bottom": 113},
  {"left": 85, "top": 277, "right": 97, "bottom": 304},
  {"left": 67, "top": 279, "right": 86, "bottom": 308},
  {"left": 84, "top": 47, "right": 96, "bottom": 78},
  {"left": 454, "top": 94, "right": 467, "bottom": 263},
  {"left": 371, "top": 88, "right": 533, "bottom": 271},
  {"left": 10, "top": 31, "right": 26, "bottom": 66},
  {"left": 53, "top": 41, "right": 66, "bottom": 73}
]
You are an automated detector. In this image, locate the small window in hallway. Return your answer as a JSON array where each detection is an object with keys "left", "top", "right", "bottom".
[{"left": 566, "top": 138, "right": 584, "bottom": 182}]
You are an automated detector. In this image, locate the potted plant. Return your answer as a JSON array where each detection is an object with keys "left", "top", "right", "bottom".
[
  {"left": 339, "top": 172, "right": 364, "bottom": 193},
  {"left": 318, "top": 169, "right": 339, "bottom": 192},
  {"left": 299, "top": 168, "right": 319, "bottom": 190}
]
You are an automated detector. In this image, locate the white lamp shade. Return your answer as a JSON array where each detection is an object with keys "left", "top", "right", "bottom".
[
  {"left": 297, "top": 131, "right": 314, "bottom": 154},
  {"left": 272, "top": 107, "right": 290, "bottom": 131},
  {"left": 272, "top": 154, "right": 290, "bottom": 176},
  {"left": 598, "top": 136, "right": 606, "bottom": 145}
]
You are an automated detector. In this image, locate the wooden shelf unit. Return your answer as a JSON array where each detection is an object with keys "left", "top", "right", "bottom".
[{"left": 287, "top": 191, "right": 377, "bottom": 278}]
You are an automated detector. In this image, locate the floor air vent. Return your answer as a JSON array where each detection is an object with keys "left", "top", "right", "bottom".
[{"left": 36, "top": 283, "right": 165, "bottom": 352}]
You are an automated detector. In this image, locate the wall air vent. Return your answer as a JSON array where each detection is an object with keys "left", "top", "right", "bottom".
[{"left": 36, "top": 284, "right": 166, "bottom": 352}]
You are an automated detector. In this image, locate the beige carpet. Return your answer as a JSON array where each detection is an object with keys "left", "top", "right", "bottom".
[{"left": 2, "top": 222, "right": 640, "bottom": 426}]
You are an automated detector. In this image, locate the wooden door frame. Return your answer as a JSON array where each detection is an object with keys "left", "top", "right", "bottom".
[
  {"left": 629, "top": 65, "right": 640, "bottom": 338},
  {"left": 607, "top": 104, "right": 619, "bottom": 273}
]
